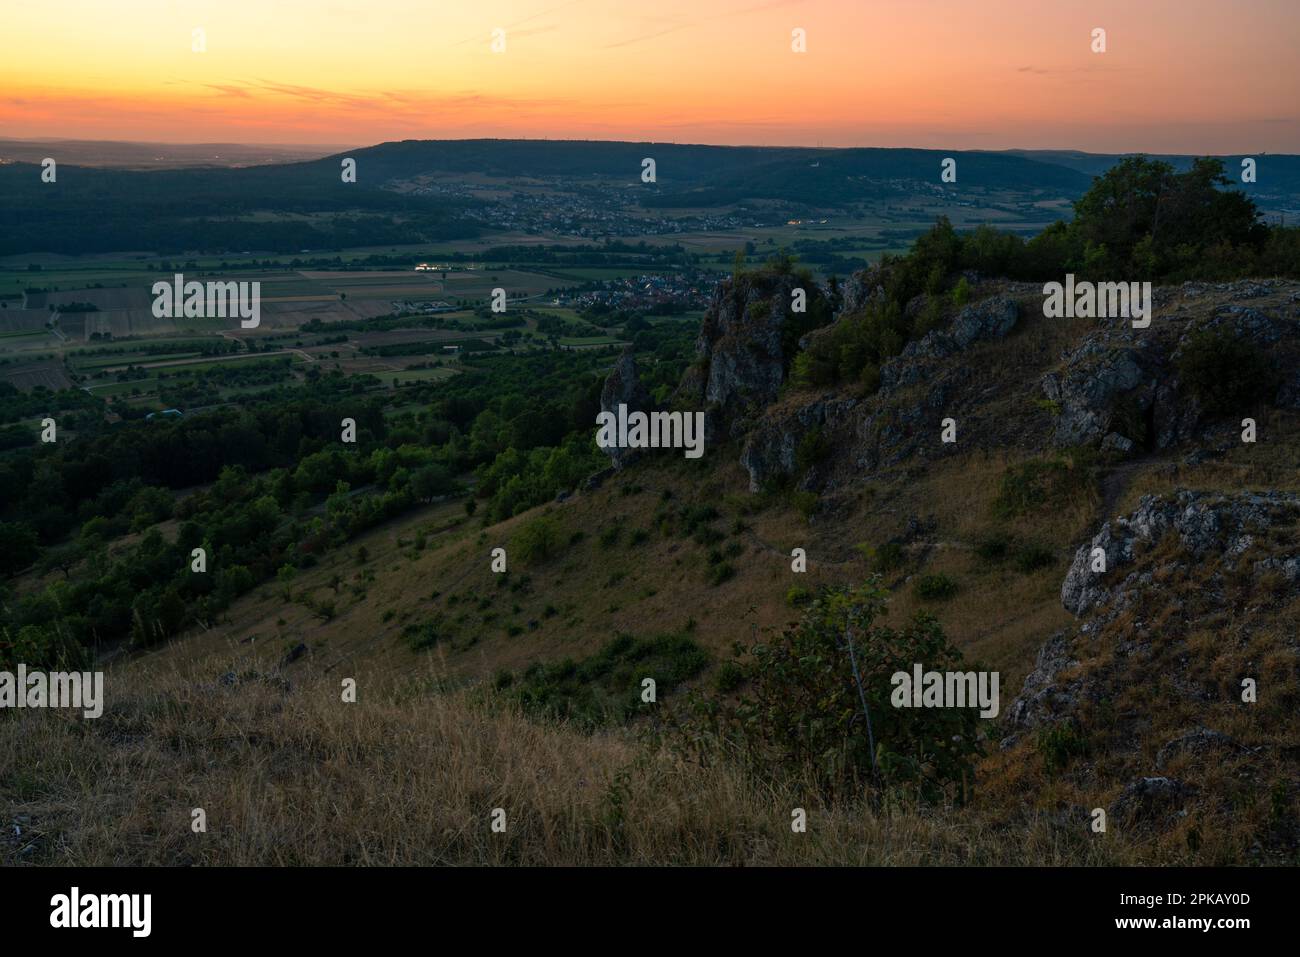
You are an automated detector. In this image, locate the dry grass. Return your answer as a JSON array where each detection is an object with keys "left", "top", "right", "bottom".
[
  {"left": 2, "top": 650, "right": 1146, "bottom": 867},
  {"left": 8, "top": 283, "right": 1299, "bottom": 866}
]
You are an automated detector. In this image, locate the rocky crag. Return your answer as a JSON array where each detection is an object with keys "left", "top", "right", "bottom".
[
  {"left": 676, "top": 272, "right": 1300, "bottom": 497},
  {"left": 1006, "top": 489, "right": 1299, "bottom": 842}
]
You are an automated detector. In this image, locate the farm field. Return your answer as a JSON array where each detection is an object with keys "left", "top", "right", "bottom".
[{"left": 0, "top": 233, "right": 701, "bottom": 429}]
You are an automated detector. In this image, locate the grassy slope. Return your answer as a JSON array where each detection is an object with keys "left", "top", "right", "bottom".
[{"left": 5, "top": 282, "right": 1300, "bottom": 864}]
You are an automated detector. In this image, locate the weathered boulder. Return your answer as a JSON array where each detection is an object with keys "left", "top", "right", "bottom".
[
  {"left": 1061, "top": 490, "right": 1300, "bottom": 617},
  {"left": 1007, "top": 489, "right": 1300, "bottom": 749},
  {"left": 949, "top": 295, "right": 1021, "bottom": 348},
  {"left": 1004, "top": 631, "right": 1080, "bottom": 732},
  {"left": 1154, "top": 727, "right": 1240, "bottom": 771},
  {"left": 1041, "top": 338, "right": 1158, "bottom": 448},
  {"left": 1109, "top": 776, "right": 1193, "bottom": 828}
]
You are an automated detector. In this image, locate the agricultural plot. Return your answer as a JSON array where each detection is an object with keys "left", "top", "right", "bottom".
[
  {"left": 81, "top": 351, "right": 301, "bottom": 388},
  {"left": 1, "top": 360, "right": 73, "bottom": 392},
  {"left": 69, "top": 351, "right": 204, "bottom": 372},
  {"left": 542, "top": 266, "right": 650, "bottom": 282},
  {"left": 383, "top": 366, "right": 461, "bottom": 385},
  {"left": 0, "top": 307, "right": 55, "bottom": 334},
  {"left": 558, "top": 335, "right": 626, "bottom": 348},
  {"left": 352, "top": 327, "right": 498, "bottom": 349},
  {"left": 440, "top": 269, "right": 556, "bottom": 298}
]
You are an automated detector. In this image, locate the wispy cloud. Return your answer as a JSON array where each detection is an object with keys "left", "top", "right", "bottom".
[
  {"left": 447, "top": 0, "right": 588, "bottom": 47},
  {"left": 603, "top": 0, "right": 806, "bottom": 49}
]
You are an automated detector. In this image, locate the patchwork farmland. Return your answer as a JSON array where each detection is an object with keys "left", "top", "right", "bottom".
[{"left": 0, "top": 249, "right": 656, "bottom": 418}]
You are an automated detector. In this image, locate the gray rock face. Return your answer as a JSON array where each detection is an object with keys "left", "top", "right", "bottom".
[
  {"left": 1154, "top": 728, "right": 1239, "bottom": 771},
  {"left": 1041, "top": 338, "right": 1158, "bottom": 448},
  {"left": 739, "top": 397, "right": 857, "bottom": 492},
  {"left": 735, "top": 291, "right": 1020, "bottom": 492},
  {"left": 1198, "top": 303, "right": 1285, "bottom": 345},
  {"left": 599, "top": 349, "right": 651, "bottom": 470},
  {"left": 1042, "top": 283, "right": 1298, "bottom": 450},
  {"left": 949, "top": 295, "right": 1021, "bottom": 348},
  {"left": 838, "top": 261, "right": 893, "bottom": 316},
  {"left": 1101, "top": 432, "right": 1135, "bottom": 454},
  {"left": 1005, "top": 631, "right": 1080, "bottom": 731},
  {"left": 1110, "top": 777, "right": 1193, "bottom": 828},
  {"left": 1061, "top": 490, "right": 1300, "bottom": 617},
  {"left": 854, "top": 375, "right": 963, "bottom": 474},
  {"left": 880, "top": 296, "right": 1020, "bottom": 391},
  {"left": 1254, "top": 555, "right": 1300, "bottom": 584},
  {"left": 1008, "top": 490, "right": 1300, "bottom": 743},
  {"left": 675, "top": 271, "right": 827, "bottom": 441}
]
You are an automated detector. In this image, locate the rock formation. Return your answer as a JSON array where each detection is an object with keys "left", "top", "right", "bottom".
[{"left": 598, "top": 347, "right": 652, "bottom": 470}]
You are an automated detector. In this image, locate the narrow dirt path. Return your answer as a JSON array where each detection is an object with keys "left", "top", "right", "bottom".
[{"left": 1096, "top": 456, "right": 1151, "bottom": 526}]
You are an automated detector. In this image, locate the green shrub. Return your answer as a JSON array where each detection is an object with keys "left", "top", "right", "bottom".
[
  {"left": 706, "top": 561, "right": 735, "bottom": 586},
  {"left": 912, "top": 296, "right": 945, "bottom": 339},
  {"left": 401, "top": 620, "right": 441, "bottom": 651},
  {"left": 713, "top": 660, "right": 745, "bottom": 694},
  {"left": 795, "top": 426, "right": 831, "bottom": 473},
  {"left": 791, "top": 491, "right": 818, "bottom": 521},
  {"left": 1176, "top": 328, "right": 1279, "bottom": 414},
  {"left": 1037, "top": 722, "right": 1088, "bottom": 775},
  {"left": 693, "top": 524, "right": 724, "bottom": 546},
  {"left": 914, "top": 573, "right": 959, "bottom": 601},
  {"left": 511, "top": 514, "right": 563, "bottom": 565},
  {"left": 1013, "top": 541, "right": 1056, "bottom": 573},
  {"left": 1109, "top": 394, "right": 1152, "bottom": 449},
  {"left": 669, "top": 580, "right": 983, "bottom": 802},
  {"left": 508, "top": 632, "right": 709, "bottom": 728},
  {"left": 859, "top": 540, "right": 905, "bottom": 574},
  {"left": 785, "top": 585, "right": 813, "bottom": 607},
  {"left": 993, "top": 451, "right": 1096, "bottom": 518},
  {"left": 679, "top": 503, "right": 719, "bottom": 535},
  {"left": 974, "top": 532, "right": 1010, "bottom": 562}
]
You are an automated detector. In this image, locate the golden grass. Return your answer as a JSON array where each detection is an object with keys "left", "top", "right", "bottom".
[
  {"left": 0, "top": 651, "right": 1142, "bottom": 866},
  {"left": 8, "top": 282, "right": 1299, "bottom": 865}
]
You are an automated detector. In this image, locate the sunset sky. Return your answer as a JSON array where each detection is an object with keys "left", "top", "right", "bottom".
[{"left": 2, "top": 0, "right": 1297, "bottom": 152}]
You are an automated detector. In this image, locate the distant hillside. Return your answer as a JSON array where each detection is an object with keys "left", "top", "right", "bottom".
[
  {"left": 0, "top": 157, "right": 478, "bottom": 257},
  {"left": 0, "top": 138, "right": 342, "bottom": 170},
  {"left": 638, "top": 147, "right": 1093, "bottom": 207},
  {"left": 3, "top": 137, "right": 1297, "bottom": 257},
  {"left": 1006, "top": 149, "right": 1300, "bottom": 217}
]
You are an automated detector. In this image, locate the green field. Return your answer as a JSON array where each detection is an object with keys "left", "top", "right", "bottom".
[
  {"left": 558, "top": 335, "right": 624, "bottom": 347},
  {"left": 71, "top": 351, "right": 205, "bottom": 370},
  {"left": 384, "top": 367, "right": 461, "bottom": 385}
]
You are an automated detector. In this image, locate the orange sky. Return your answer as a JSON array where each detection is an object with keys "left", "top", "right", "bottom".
[{"left": 1, "top": 0, "right": 1297, "bottom": 151}]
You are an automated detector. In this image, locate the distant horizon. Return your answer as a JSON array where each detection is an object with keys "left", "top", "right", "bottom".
[
  {"left": 4, "top": 1, "right": 1297, "bottom": 154},
  {"left": 2, "top": 134, "right": 1295, "bottom": 159}
]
